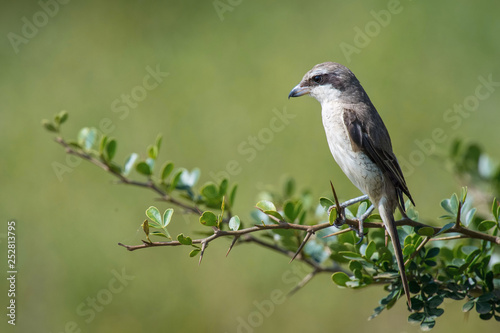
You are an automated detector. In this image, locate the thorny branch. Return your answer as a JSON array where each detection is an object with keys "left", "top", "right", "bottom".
[{"left": 56, "top": 136, "right": 500, "bottom": 296}]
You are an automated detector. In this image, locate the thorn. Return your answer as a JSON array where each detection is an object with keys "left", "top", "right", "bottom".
[
  {"left": 198, "top": 242, "right": 207, "bottom": 266},
  {"left": 322, "top": 228, "right": 351, "bottom": 238},
  {"left": 226, "top": 236, "right": 239, "bottom": 257},
  {"left": 290, "top": 230, "right": 313, "bottom": 263},
  {"left": 286, "top": 269, "right": 318, "bottom": 298}
]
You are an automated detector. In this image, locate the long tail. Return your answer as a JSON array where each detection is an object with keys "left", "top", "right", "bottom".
[{"left": 378, "top": 198, "right": 412, "bottom": 308}]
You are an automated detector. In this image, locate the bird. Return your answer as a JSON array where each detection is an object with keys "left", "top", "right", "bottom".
[{"left": 288, "top": 62, "right": 415, "bottom": 307}]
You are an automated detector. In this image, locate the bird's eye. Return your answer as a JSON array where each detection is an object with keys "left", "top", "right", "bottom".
[{"left": 312, "top": 75, "right": 322, "bottom": 84}]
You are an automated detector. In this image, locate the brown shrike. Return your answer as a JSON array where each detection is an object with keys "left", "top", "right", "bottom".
[{"left": 288, "top": 62, "right": 415, "bottom": 307}]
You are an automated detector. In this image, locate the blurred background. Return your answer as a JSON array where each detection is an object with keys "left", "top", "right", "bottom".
[{"left": 1, "top": 0, "right": 499, "bottom": 332}]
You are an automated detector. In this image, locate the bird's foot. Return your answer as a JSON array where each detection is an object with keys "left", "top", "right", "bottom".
[{"left": 352, "top": 204, "right": 375, "bottom": 244}]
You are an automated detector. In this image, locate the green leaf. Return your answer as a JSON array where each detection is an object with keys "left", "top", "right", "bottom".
[
  {"left": 141, "top": 220, "right": 150, "bottom": 242},
  {"left": 420, "top": 317, "right": 436, "bottom": 331},
  {"left": 434, "top": 222, "right": 454, "bottom": 236},
  {"left": 426, "top": 247, "right": 440, "bottom": 259},
  {"left": 219, "top": 178, "right": 228, "bottom": 196},
  {"left": 170, "top": 169, "right": 183, "bottom": 189},
  {"left": 105, "top": 139, "right": 117, "bottom": 161},
  {"left": 283, "top": 177, "right": 295, "bottom": 198},
  {"left": 319, "top": 197, "right": 334, "bottom": 209},
  {"left": 147, "top": 144, "right": 158, "bottom": 160},
  {"left": 201, "top": 182, "right": 220, "bottom": 200},
  {"left": 256, "top": 200, "right": 276, "bottom": 212},
  {"left": 331, "top": 272, "right": 350, "bottom": 286},
  {"left": 160, "top": 162, "right": 174, "bottom": 180},
  {"left": 229, "top": 184, "right": 238, "bottom": 207},
  {"left": 200, "top": 211, "right": 218, "bottom": 226},
  {"left": 476, "top": 302, "right": 492, "bottom": 314},
  {"left": 339, "top": 251, "right": 363, "bottom": 261},
  {"left": 42, "top": 119, "right": 58, "bottom": 133},
  {"left": 329, "top": 208, "right": 336, "bottom": 225},
  {"left": 77, "top": 127, "right": 97, "bottom": 151},
  {"left": 462, "top": 207, "right": 476, "bottom": 227},
  {"left": 365, "top": 241, "right": 376, "bottom": 260},
  {"left": 163, "top": 208, "right": 174, "bottom": 227},
  {"left": 417, "top": 227, "right": 435, "bottom": 237},
  {"left": 356, "top": 202, "right": 368, "bottom": 218},
  {"left": 403, "top": 244, "right": 415, "bottom": 256},
  {"left": 478, "top": 220, "right": 497, "bottom": 231},
  {"left": 492, "top": 198, "right": 499, "bottom": 221},
  {"left": 146, "top": 206, "right": 162, "bottom": 228},
  {"left": 177, "top": 233, "right": 193, "bottom": 245},
  {"left": 155, "top": 134, "right": 162, "bottom": 151},
  {"left": 151, "top": 230, "right": 169, "bottom": 238},
  {"left": 284, "top": 200, "right": 296, "bottom": 221},
  {"left": 189, "top": 249, "right": 201, "bottom": 257},
  {"left": 99, "top": 135, "right": 108, "bottom": 154},
  {"left": 136, "top": 161, "right": 152, "bottom": 176},
  {"left": 123, "top": 153, "right": 138, "bottom": 176},
  {"left": 55, "top": 110, "right": 68, "bottom": 125},
  {"left": 462, "top": 301, "right": 475, "bottom": 312},
  {"left": 229, "top": 215, "right": 240, "bottom": 231},
  {"left": 408, "top": 312, "right": 425, "bottom": 324},
  {"left": 264, "top": 210, "right": 284, "bottom": 221}
]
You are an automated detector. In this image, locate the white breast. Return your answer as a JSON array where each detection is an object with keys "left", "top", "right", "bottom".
[{"left": 321, "top": 103, "right": 384, "bottom": 203}]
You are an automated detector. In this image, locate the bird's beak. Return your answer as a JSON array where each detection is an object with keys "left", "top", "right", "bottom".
[{"left": 288, "top": 84, "right": 310, "bottom": 99}]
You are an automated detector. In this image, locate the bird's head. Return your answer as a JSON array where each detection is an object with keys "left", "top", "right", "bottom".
[{"left": 288, "top": 62, "right": 363, "bottom": 104}]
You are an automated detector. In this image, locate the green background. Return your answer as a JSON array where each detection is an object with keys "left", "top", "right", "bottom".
[{"left": 1, "top": 0, "right": 499, "bottom": 332}]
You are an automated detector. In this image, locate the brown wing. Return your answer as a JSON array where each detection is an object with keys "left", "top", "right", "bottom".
[{"left": 343, "top": 108, "right": 415, "bottom": 209}]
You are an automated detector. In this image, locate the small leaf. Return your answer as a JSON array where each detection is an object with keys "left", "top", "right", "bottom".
[
  {"left": 229, "top": 215, "right": 241, "bottom": 231},
  {"left": 177, "top": 233, "right": 193, "bottom": 245},
  {"left": 478, "top": 220, "right": 497, "bottom": 231},
  {"left": 329, "top": 208, "right": 336, "bottom": 225},
  {"left": 77, "top": 127, "right": 97, "bottom": 151},
  {"left": 219, "top": 179, "right": 229, "bottom": 196},
  {"left": 151, "top": 230, "right": 169, "bottom": 238},
  {"left": 42, "top": 119, "right": 58, "bottom": 132},
  {"left": 426, "top": 247, "right": 440, "bottom": 259},
  {"left": 319, "top": 197, "right": 334, "bottom": 209},
  {"left": 284, "top": 177, "right": 295, "bottom": 198},
  {"left": 200, "top": 211, "right": 218, "bottom": 226},
  {"left": 141, "top": 220, "right": 150, "bottom": 242},
  {"left": 99, "top": 135, "right": 108, "bottom": 154},
  {"left": 462, "top": 301, "right": 475, "bottom": 312},
  {"left": 476, "top": 302, "right": 492, "bottom": 314},
  {"left": 146, "top": 206, "right": 162, "bottom": 227},
  {"left": 365, "top": 241, "right": 376, "bottom": 260},
  {"left": 201, "top": 182, "right": 220, "bottom": 200},
  {"left": 105, "top": 139, "right": 117, "bottom": 161},
  {"left": 136, "top": 161, "right": 152, "bottom": 176},
  {"left": 55, "top": 110, "right": 68, "bottom": 125},
  {"left": 417, "top": 227, "right": 435, "bottom": 237},
  {"left": 462, "top": 207, "right": 476, "bottom": 227},
  {"left": 408, "top": 312, "right": 425, "bottom": 324},
  {"left": 123, "top": 153, "right": 138, "bottom": 176},
  {"left": 256, "top": 200, "right": 276, "bottom": 212},
  {"left": 147, "top": 144, "right": 158, "bottom": 159},
  {"left": 163, "top": 208, "right": 174, "bottom": 227},
  {"left": 434, "top": 222, "right": 454, "bottom": 236},
  {"left": 492, "top": 198, "right": 499, "bottom": 221},
  {"left": 160, "top": 162, "right": 174, "bottom": 180},
  {"left": 331, "top": 272, "right": 350, "bottom": 286},
  {"left": 155, "top": 134, "right": 162, "bottom": 151},
  {"left": 229, "top": 184, "right": 238, "bottom": 207},
  {"left": 190, "top": 248, "right": 201, "bottom": 257},
  {"left": 264, "top": 210, "right": 284, "bottom": 221}
]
